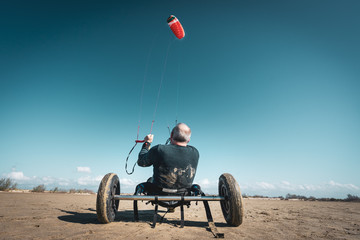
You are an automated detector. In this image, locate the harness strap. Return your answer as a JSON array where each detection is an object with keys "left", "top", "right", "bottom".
[{"left": 125, "top": 142, "right": 138, "bottom": 175}]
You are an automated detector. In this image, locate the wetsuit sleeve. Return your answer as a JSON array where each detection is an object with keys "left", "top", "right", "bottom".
[{"left": 137, "top": 143, "right": 157, "bottom": 167}]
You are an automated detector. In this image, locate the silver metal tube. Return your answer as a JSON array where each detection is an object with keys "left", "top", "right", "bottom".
[{"left": 114, "top": 195, "right": 224, "bottom": 201}]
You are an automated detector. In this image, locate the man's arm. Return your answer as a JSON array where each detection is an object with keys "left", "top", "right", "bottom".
[
  {"left": 137, "top": 142, "right": 153, "bottom": 167},
  {"left": 137, "top": 134, "right": 155, "bottom": 167}
]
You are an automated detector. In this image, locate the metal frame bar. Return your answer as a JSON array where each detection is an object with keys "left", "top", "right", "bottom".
[{"left": 114, "top": 195, "right": 224, "bottom": 201}]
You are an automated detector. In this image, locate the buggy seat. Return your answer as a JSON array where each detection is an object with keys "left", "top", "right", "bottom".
[{"left": 133, "top": 182, "right": 203, "bottom": 227}]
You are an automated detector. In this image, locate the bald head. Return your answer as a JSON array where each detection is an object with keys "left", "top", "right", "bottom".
[{"left": 171, "top": 123, "right": 192, "bottom": 143}]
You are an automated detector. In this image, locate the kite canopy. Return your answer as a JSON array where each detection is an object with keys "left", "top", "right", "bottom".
[{"left": 167, "top": 15, "right": 185, "bottom": 39}]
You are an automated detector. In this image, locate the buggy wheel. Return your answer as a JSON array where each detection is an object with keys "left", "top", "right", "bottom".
[
  {"left": 96, "top": 173, "right": 120, "bottom": 223},
  {"left": 218, "top": 173, "right": 244, "bottom": 226}
]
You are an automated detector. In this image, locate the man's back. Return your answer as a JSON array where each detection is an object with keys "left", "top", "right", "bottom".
[{"left": 138, "top": 144, "right": 199, "bottom": 189}]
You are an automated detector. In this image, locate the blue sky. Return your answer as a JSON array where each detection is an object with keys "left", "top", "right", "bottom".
[{"left": 1, "top": 0, "right": 359, "bottom": 198}]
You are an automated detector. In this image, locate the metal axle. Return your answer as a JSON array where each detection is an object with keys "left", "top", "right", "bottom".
[{"left": 114, "top": 195, "right": 225, "bottom": 201}]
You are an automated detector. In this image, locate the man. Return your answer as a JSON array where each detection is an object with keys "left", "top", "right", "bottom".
[{"left": 138, "top": 123, "right": 199, "bottom": 191}]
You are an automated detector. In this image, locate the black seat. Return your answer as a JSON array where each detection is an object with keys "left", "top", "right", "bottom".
[{"left": 133, "top": 182, "right": 202, "bottom": 227}]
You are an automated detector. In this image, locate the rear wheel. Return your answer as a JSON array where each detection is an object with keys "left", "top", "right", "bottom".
[
  {"left": 218, "top": 173, "right": 244, "bottom": 226},
  {"left": 96, "top": 173, "right": 120, "bottom": 223}
]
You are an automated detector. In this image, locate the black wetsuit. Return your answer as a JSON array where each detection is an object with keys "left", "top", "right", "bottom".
[{"left": 138, "top": 143, "right": 199, "bottom": 189}]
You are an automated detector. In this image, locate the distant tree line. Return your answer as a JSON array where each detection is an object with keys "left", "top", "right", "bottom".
[
  {"left": 0, "top": 178, "right": 94, "bottom": 194},
  {"left": 243, "top": 193, "right": 360, "bottom": 202},
  {"left": 1, "top": 178, "right": 359, "bottom": 200},
  {"left": 284, "top": 193, "right": 360, "bottom": 202}
]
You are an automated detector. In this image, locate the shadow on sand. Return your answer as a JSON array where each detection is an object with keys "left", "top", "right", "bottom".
[
  {"left": 57, "top": 208, "right": 99, "bottom": 224},
  {"left": 57, "top": 208, "right": 227, "bottom": 228}
]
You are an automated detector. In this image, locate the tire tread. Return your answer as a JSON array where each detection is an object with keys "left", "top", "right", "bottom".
[
  {"left": 219, "top": 173, "right": 244, "bottom": 226},
  {"left": 96, "top": 173, "right": 119, "bottom": 223}
]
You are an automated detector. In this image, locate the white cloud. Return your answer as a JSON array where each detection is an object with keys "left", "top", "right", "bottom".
[
  {"left": 194, "top": 178, "right": 218, "bottom": 189},
  {"left": 256, "top": 182, "right": 276, "bottom": 190},
  {"left": 199, "top": 178, "right": 210, "bottom": 185},
  {"left": 347, "top": 184, "right": 360, "bottom": 190},
  {"left": 77, "top": 167, "right": 91, "bottom": 173},
  {"left": 77, "top": 175, "right": 102, "bottom": 186},
  {"left": 5, "top": 171, "right": 30, "bottom": 181},
  {"left": 58, "top": 180, "right": 70, "bottom": 186},
  {"left": 279, "top": 181, "right": 296, "bottom": 190},
  {"left": 248, "top": 181, "right": 360, "bottom": 192},
  {"left": 95, "top": 175, "right": 103, "bottom": 182},
  {"left": 298, "top": 185, "right": 305, "bottom": 190},
  {"left": 239, "top": 180, "right": 360, "bottom": 198},
  {"left": 304, "top": 184, "right": 321, "bottom": 191},
  {"left": 329, "top": 180, "right": 359, "bottom": 190},
  {"left": 281, "top": 181, "right": 291, "bottom": 186},
  {"left": 120, "top": 178, "right": 137, "bottom": 187},
  {"left": 41, "top": 176, "right": 56, "bottom": 185}
]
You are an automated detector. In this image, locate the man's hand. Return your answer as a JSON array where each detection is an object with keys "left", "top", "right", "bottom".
[{"left": 144, "top": 134, "right": 154, "bottom": 143}]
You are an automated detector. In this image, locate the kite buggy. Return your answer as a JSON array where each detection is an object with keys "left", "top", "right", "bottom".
[
  {"left": 96, "top": 172, "right": 244, "bottom": 238},
  {"left": 95, "top": 16, "right": 244, "bottom": 238}
]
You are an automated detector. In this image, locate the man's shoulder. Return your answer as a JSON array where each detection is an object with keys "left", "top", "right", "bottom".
[
  {"left": 185, "top": 145, "right": 198, "bottom": 152},
  {"left": 186, "top": 144, "right": 197, "bottom": 150},
  {"left": 157, "top": 144, "right": 198, "bottom": 153},
  {"left": 155, "top": 144, "right": 171, "bottom": 152},
  {"left": 158, "top": 144, "right": 197, "bottom": 149},
  {"left": 150, "top": 144, "right": 161, "bottom": 151},
  {"left": 187, "top": 145, "right": 199, "bottom": 157}
]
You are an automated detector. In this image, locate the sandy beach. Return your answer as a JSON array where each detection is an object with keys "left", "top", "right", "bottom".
[{"left": 0, "top": 192, "right": 359, "bottom": 239}]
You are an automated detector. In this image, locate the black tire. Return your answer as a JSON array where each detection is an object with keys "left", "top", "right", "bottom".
[
  {"left": 218, "top": 173, "right": 244, "bottom": 226},
  {"left": 96, "top": 173, "right": 120, "bottom": 223}
]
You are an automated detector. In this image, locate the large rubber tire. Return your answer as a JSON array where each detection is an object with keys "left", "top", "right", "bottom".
[
  {"left": 218, "top": 173, "right": 244, "bottom": 226},
  {"left": 96, "top": 173, "right": 120, "bottom": 223}
]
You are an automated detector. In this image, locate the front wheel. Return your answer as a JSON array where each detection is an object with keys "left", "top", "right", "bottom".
[
  {"left": 96, "top": 173, "right": 120, "bottom": 223},
  {"left": 218, "top": 173, "right": 244, "bottom": 226}
]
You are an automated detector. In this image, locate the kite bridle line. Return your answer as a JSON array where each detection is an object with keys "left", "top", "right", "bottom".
[{"left": 125, "top": 38, "right": 174, "bottom": 175}]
